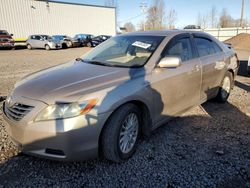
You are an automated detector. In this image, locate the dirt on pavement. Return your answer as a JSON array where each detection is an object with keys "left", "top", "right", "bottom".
[{"left": 225, "top": 33, "right": 250, "bottom": 51}]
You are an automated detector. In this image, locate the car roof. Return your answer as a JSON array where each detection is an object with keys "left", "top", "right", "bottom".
[{"left": 122, "top": 30, "right": 210, "bottom": 37}]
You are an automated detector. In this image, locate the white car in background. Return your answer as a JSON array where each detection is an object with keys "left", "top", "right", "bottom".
[{"left": 26, "top": 35, "right": 62, "bottom": 50}]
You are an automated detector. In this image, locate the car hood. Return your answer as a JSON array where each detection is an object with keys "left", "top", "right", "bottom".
[
  {"left": 13, "top": 61, "right": 131, "bottom": 104},
  {"left": 50, "top": 39, "right": 60, "bottom": 43}
]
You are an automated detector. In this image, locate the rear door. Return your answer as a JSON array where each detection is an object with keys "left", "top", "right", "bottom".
[
  {"left": 192, "top": 34, "right": 226, "bottom": 101},
  {"left": 32, "top": 35, "right": 43, "bottom": 48},
  {"left": 151, "top": 34, "right": 202, "bottom": 125}
]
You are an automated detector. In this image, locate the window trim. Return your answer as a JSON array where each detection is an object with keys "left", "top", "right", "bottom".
[
  {"left": 192, "top": 34, "right": 223, "bottom": 58},
  {"left": 161, "top": 34, "right": 196, "bottom": 62}
]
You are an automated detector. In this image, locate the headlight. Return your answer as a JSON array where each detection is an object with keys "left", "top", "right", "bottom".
[{"left": 35, "top": 99, "right": 98, "bottom": 121}]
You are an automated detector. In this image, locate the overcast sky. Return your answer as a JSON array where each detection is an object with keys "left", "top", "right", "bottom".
[{"left": 53, "top": 0, "right": 250, "bottom": 28}]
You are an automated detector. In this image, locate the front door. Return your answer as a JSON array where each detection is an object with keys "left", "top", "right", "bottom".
[{"left": 151, "top": 34, "right": 202, "bottom": 125}]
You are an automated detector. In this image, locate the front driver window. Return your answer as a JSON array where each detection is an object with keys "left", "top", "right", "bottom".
[{"left": 163, "top": 38, "right": 193, "bottom": 62}]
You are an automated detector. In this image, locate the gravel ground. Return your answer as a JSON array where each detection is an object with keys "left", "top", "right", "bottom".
[
  {"left": 0, "top": 47, "right": 90, "bottom": 96},
  {"left": 0, "top": 48, "right": 249, "bottom": 188}
]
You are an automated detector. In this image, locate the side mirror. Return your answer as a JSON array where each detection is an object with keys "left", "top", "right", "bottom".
[{"left": 158, "top": 56, "right": 181, "bottom": 68}]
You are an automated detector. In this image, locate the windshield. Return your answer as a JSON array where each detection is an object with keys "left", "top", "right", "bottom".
[
  {"left": 82, "top": 35, "right": 164, "bottom": 68},
  {"left": 52, "top": 35, "right": 64, "bottom": 41},
  {"left": 0, "top": 30, "right": 9, "bottom": 35}
]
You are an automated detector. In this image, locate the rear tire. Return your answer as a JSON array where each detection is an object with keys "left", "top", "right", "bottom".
[
  {"left": 45, "top": 44, "right": 50, "bottom": 51},
  {"left": 27, "top": 44, "right": 32, "bottom": 50},
  {"left": 62, "top": 43, "right": 68, "bottom": 49},
  {"left": 215, "top": 72, "right": 233, "bottom": 103},
  {"left": 101, "top": 103, "right": 141, "bottom": 163}
]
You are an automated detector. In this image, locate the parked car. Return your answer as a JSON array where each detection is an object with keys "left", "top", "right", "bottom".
[
  {"left": 26, "top": 35, "right": 62, "bottom": 50},
  {"left": 52, "top": 35, "right": 81, "bottom": 48},
  {"left": 184, "top": 25, "right": 201, "bottom": 29},
  {"left": 91, "top": 35, "right": 111, "bottom": 47},
  {"left": 74, "top": 34, "right": 94, "bottom": 47},
  {"left": 0, "top": 30, "right": 15, "bottom": 49},
  {"left": 3, "top": 30, "right": 239, "bottom": 162}
]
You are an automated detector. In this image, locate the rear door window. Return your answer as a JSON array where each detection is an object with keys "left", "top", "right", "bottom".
[
  {"left": 35, "top": 36, "right": 41, "bottom": 40},
  {"left": 194, "top": 37, "right": 222, "bottom": 57}
]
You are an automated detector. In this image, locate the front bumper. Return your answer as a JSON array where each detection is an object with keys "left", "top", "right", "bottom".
[
  {"left": 0, "top": 42, "right": 14, "bottom": 48},
  {"left": 2, "top": 99, "right": 110, "bottom": 161},
  {"left": 50, "top": 43, "right": 62, "bottom": 49}
]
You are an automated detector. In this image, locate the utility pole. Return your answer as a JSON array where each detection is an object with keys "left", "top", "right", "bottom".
[
  {"left": 140, "top": 2, "right": 147, "bottom": 31},
  {"left": 240, "top": 0, "right": 245, "bottom": 27}
]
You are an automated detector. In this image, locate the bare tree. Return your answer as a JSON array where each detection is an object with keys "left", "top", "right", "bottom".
[
  {"left": 197, "top": 12, "right": 202, "bottom": 27},
  {"left": 124, "top": 22, "right": 136, "bottom": 32},
  {"left": 202, "top": 13, "right": 209, "bottom": 29},
  {"left": 197, "top": 12, "right": 209, "bottom": 29},
  {"left": 145, "top": 0, "right": 165, "bottom": 30},
  {"left": 137, "top": 21, "right": 145, "bottom": 31},
  {"left": 197, "top": 7, "right": 217, "bottom": 29},
  {"left": 166, "top": 9, "right": 177, "bottom": 29},
  {"left": 219, "top": 8, "right": 233, "bottom": 28},
  {"left": 210, "top": 6, "right": 217, "bottom": 28}
]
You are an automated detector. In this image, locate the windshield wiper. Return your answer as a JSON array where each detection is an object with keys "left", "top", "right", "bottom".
[{"left": 83, "top": 60, "right": 116, "bottom": 67}]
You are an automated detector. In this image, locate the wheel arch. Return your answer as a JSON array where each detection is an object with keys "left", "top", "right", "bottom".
[
  {"left": 98, "top": 100, "right": 152, "bottom": 156},
  {"left": 227, "top": 69, "right": 234, "bottom": 79}
]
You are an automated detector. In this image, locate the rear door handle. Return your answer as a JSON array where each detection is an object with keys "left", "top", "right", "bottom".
[{"left": 192, "top": 65, "right": 200, "bottom": 72}]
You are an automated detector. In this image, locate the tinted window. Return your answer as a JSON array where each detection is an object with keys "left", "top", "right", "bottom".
[
  {"left": 34, "top": 36, "right": 41, "bottom": 40},
  {"left": 211, "top": 42, "right": 223, "bottom": 53},
  {"left": 80, "top": 35, "right": 86, "bottom": 39},
  {"left": 194, "top": 37, "right": 222, "bottom": 57},
  {"left": 163, "top": 38, "right": 193, "bottom": 62}
]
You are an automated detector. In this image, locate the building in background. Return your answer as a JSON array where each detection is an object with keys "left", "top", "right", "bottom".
[{"left": 0, "top": 0, "right": 116, "bottom": 41}]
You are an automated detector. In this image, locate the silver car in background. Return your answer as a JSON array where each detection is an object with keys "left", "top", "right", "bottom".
[
  {"left": 3, "top": 30, "right": 239, "bottom": 162},
  {"left": 26, "top": 35, "right": 62, "bottom": 50}
]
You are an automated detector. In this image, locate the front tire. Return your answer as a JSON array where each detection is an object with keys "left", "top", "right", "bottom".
[
  {"left": 215, "top": 72, "right": 233, "bottom": 103},
  {"left": 87, "top": 42, "right": 92, "bottom": 47},
  {"left": 101, "top": 104, "right": 141, "bottom": 162},
  {"left": 45, "top": 44, "right": 50, "bottom": 51}
]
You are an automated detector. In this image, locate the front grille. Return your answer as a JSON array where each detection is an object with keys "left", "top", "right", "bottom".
[{"left": 4, "top": 102, "right": 34, "bottom": 121}]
